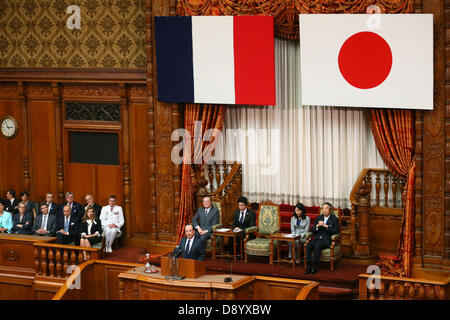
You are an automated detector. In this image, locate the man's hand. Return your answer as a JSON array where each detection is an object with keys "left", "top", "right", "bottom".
[
  {"left": 109, "top": 223, "right": 118, "bottom": 228},
  {"left": 37, "top": 228, "right": 47, "bottom": 234}
]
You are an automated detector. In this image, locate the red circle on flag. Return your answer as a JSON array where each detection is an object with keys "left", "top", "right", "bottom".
[{"left": 338, "top": 31, "right": 392, "bottom": 89}]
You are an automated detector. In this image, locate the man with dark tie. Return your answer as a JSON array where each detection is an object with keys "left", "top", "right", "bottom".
[
  {"left": 305, "top": 201, "right": 340, "bottom": 275},
  {"left": 32, "top": 203, "right": 56, "bottom": 236},
  {"left": 192, "top": 196, "right": 220, "bottom": 243},
  {"left": 177, "top": 224, "right": 205, "bottom": 261},
  {"left": 5, "top": 189, "right": 20, "bottom": 215},
  {"left": 229, "top": 196, "right": 256, "bottom": 252},
  {"left": 39, "top": 192, "right": 59, "bottom": 216},
  {"left": 56, "top": 205, "right": 80, "bottom": 245},
  {"left": 58, "top": 191, "right": 83, "bottom": 223}
]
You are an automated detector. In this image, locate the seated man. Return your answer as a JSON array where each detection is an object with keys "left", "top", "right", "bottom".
[
  {"left": 305, "top": 201, "right": 339, "bottom": 275},
  {"left": 100, "top": 195, "right": 124, "bottom": 253},
  {"left": 56, "top": 205, "right": 80, "bottom": 245},
  {"left": 58, "top": 191, "right": 83, "bottom": 223},
  {"left": 40, "top": 192, "right": 59, "bottom": 216},
  {"left": 5, "top": 189, "right": 20, "bottom": 215},
  {"left": 192, "top": 196, "right": 220, "bottom": 243},
  {"left": 0, "top": 201, "right": 13, "bottom": 233},
  {"left": 176, "top": 224, "right": 205, "bottom": 261},
  {"left": 229, "top": 196, "right": 256, "bottom": 252},
  {"left": 83, "top": 194, "right": 102, "bottom": 219},
  {"left": 32, "top": 203, "right": 56, "bottom": 236}
]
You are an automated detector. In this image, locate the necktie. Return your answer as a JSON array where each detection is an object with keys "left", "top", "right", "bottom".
[
  {"left": 205, "top": 209, "right": 209, "bottom": 216},
  {"left": 239, "top": 211, "right": 244, "bottom": 224},
  {"left": 186, "top": 239, "right": 191, "bottom": 254},
  {"left": 64, "top": 217, "right": 69, "bottom": 232},
  {"left": 42, "top": 215, "right": 47, "bottom": 231},
  {"left": 297, "top": 218, "right": 300, "bottom": 227}
]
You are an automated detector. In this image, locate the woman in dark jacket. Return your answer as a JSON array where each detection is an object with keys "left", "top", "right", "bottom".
[
  {"left": 79, "top": 206, "right": 103, "bottom": 260},
  {"left": 12, "top": 202, "right": 33, "bottom": 235}
]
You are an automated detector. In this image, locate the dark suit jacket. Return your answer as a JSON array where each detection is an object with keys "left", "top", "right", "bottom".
[
  {"left": 192, "top": 206, "right": 220, "bottom": 234},
  {"left": 12, "top": 212, "right": 33, "bottom": 235},
  {"left": 55, "top": 215, "right": 80, "bottom": 236},
  {"left": 79, "top": 218, "right": 103, "bottom": 237},
  {"left": 232, "top": 209, "right": 256, "bottom": 230},
  {"left": 311, "top": 214, "right": 340, "bottom": 244},
  {"left": 178, "top": 236, "right": 205, "bottom": 261},
  {"left": 32, "top": 214, "right": 56, "bottom": 236},
  {"left": 5, "top": 198, "right": 20, "bottom": 215},
  {"left": 38, "top": 202, "right": 59, "bottom": 216},
  {"left": 58, "top": 202, "right": 83, "bottom": 223},
  {"left": 83, "top": 203, "right": 102, "bottom": 219}
]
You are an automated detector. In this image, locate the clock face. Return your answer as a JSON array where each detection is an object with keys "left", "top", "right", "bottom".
[{"left": 1, "top": 117, "right": 18, "bottom": 138}]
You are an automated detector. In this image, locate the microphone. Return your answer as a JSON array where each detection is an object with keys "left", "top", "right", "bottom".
[
  {"left": 224, "top": 262, "right": 232, "bottom": 283},
  {"left": 172, "top": 245, "right": 182, "bottom": 258}
]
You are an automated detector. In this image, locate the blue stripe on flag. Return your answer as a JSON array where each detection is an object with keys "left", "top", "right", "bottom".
[{"left": 155, "top": 17, "right": 194, "bottom": 103}]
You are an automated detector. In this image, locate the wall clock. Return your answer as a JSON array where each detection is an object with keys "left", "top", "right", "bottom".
[{"left": 1, "top": 116, "right": 19, "bottom": 139}]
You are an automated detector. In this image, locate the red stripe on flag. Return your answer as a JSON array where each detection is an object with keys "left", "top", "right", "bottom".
[{"left": 233, "top": 16, "right": 276, "bottom": 105}]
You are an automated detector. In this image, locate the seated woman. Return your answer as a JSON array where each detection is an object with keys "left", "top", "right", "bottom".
[
  {"left": 288, "top": 203, "right": 310, "bottom": 263},
  {"left": 79, "top": 206, "right": 103, "bottom": 260},
  {"left": 20, "top": 191, "right": 37, "bottom": 220},
  {"left": 12, "top": 202, "right": 33, "bottom": 235},
  {"left": 0, "top": 201, "right": 13, "bottom": 233}
]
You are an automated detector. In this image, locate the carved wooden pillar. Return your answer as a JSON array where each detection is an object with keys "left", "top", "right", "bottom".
[
  {"left": 149, "top": 0, "right": 178, "bottom": 242},
  {"left": 421, "top": 0, "right": 446, "bottom": 269},
  {"left": 354, "top": 178, "right": 370, "bottom": 256},
  {"left": 52, "top": 82, "right": 65, "bottom": 204},
  {"left": 120, "top": 84, "right": 132, "bottom": 239},
  {"left": 18, "top": 81, "right": 30, "bottom": 192}
]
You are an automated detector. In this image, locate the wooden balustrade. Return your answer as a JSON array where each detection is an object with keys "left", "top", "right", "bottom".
[
  {"left": 193, "top": 161, "right": 242, "bottom": 226},
  {"left": 34, "top": 243, "right": 101, "bottom": 278},
  {"left": 349, "top": 169, "right": 406, "bottom": 258},
  {"left": 359, "top": 274, "right": 449, "bottom": 300}
]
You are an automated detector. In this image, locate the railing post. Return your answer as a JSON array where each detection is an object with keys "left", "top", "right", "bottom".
[{"left": 354, "top": 177, "right": 370, "bottom": 257}]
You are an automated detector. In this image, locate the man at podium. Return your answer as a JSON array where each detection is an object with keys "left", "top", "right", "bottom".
[{"left": 177, "top": 224, "right": 205, "bottom": 261}]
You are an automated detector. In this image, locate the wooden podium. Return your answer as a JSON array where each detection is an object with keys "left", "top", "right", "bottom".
[{"left": 160, "top": 256, "right": 206, "bottom": 279}]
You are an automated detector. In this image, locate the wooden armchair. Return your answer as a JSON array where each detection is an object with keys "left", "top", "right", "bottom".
[
  {"left": 304, "top": 207, "right": 342, "bottom": 271},
  {"left": 244, "top": 201, "right": 280, "bottom": 264}
]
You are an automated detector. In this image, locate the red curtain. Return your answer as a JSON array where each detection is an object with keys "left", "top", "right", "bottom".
[
  {"left": 176, "top": 104, "right": 226, "bottom": 243},
  {"left": 370, "top": 109, "right": 415, "bottom": 277},
  {"left": 176, "top": 0, "right": 414, "bottom": 40}
]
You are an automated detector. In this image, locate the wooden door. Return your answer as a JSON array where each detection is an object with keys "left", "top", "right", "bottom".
[{"left": 63, "top": 127, "right": 123, "bottom": 207}]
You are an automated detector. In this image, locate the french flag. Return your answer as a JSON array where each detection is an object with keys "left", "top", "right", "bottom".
[{"left": 154, "top": 16, "right": 276, "bottom": 105}]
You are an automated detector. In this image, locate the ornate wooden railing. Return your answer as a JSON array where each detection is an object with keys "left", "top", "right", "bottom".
[
  {"left": 349, "top": 169, "right": 406, "bottom": 257},
  {"left": 359, "top": 274, "right": 449, "bottom": 300},
  {"left": 193, "top": 161, "right": 242, "bottom": 227},
  {"left": 33, "top": 243, "right": 101, "bottom": 278}
]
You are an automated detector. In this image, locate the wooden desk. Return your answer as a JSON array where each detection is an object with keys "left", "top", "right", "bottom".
[
  {"left": 212, "top": 229, "right": 244, "bottom": 262},
  {"left": 270, "top": 233, "right": 301, "bottom": 271},
  {"left": 119, "top": 266, "right": 253, "bottom": 300}
]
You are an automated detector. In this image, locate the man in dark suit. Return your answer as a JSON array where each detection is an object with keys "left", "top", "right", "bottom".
[
  {"left": 176, "top": 224, "right": 205, "bottom": 261},
  {"left": 32, "top": 203, "right": 56, "bottom": 236},
  {"left": 58, "top": 191, "right": 83, "bottom": 223},
  {"left": 83, "top": 194, "right": 102, "bottom": 219},
  {"left": 229, "top": 196, "right": 256, "bottom": 252},
  {"left": 192, "top": 196, "right": 220, "bottom": 243},
  {"left": 305, "top": 202, "right": 339, "bottom": 275},
  {"left": 39, "top": 192, "right": 59, "bottom": 216},
  {"left": 56, "top": 205, "right": 80, "bottom": 245},
  {"left": 5, "top": 189, "right": 20, "bottom": 215}
]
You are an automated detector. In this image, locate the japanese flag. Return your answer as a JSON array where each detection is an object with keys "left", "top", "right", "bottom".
[{"left": 299, "top": 14, "right": 433, "bottom": 110}]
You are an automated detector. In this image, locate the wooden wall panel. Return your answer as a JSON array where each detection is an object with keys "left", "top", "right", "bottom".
[
  {"left": 130, "top": 100, "right": 150, "bottom": 236},
  {"left": 0, "top": 90, "right": 22, "bottom": 196},
  {"left": 369, "top": 210, "right": 403, "bottom": 255},
  {"left": 29, "top": 99, "right": 57, "bottom": 202}
]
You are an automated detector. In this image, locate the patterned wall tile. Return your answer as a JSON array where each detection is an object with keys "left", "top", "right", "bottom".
[{"left": 0, "top": 0, "right": 146, "bottom": 68}]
